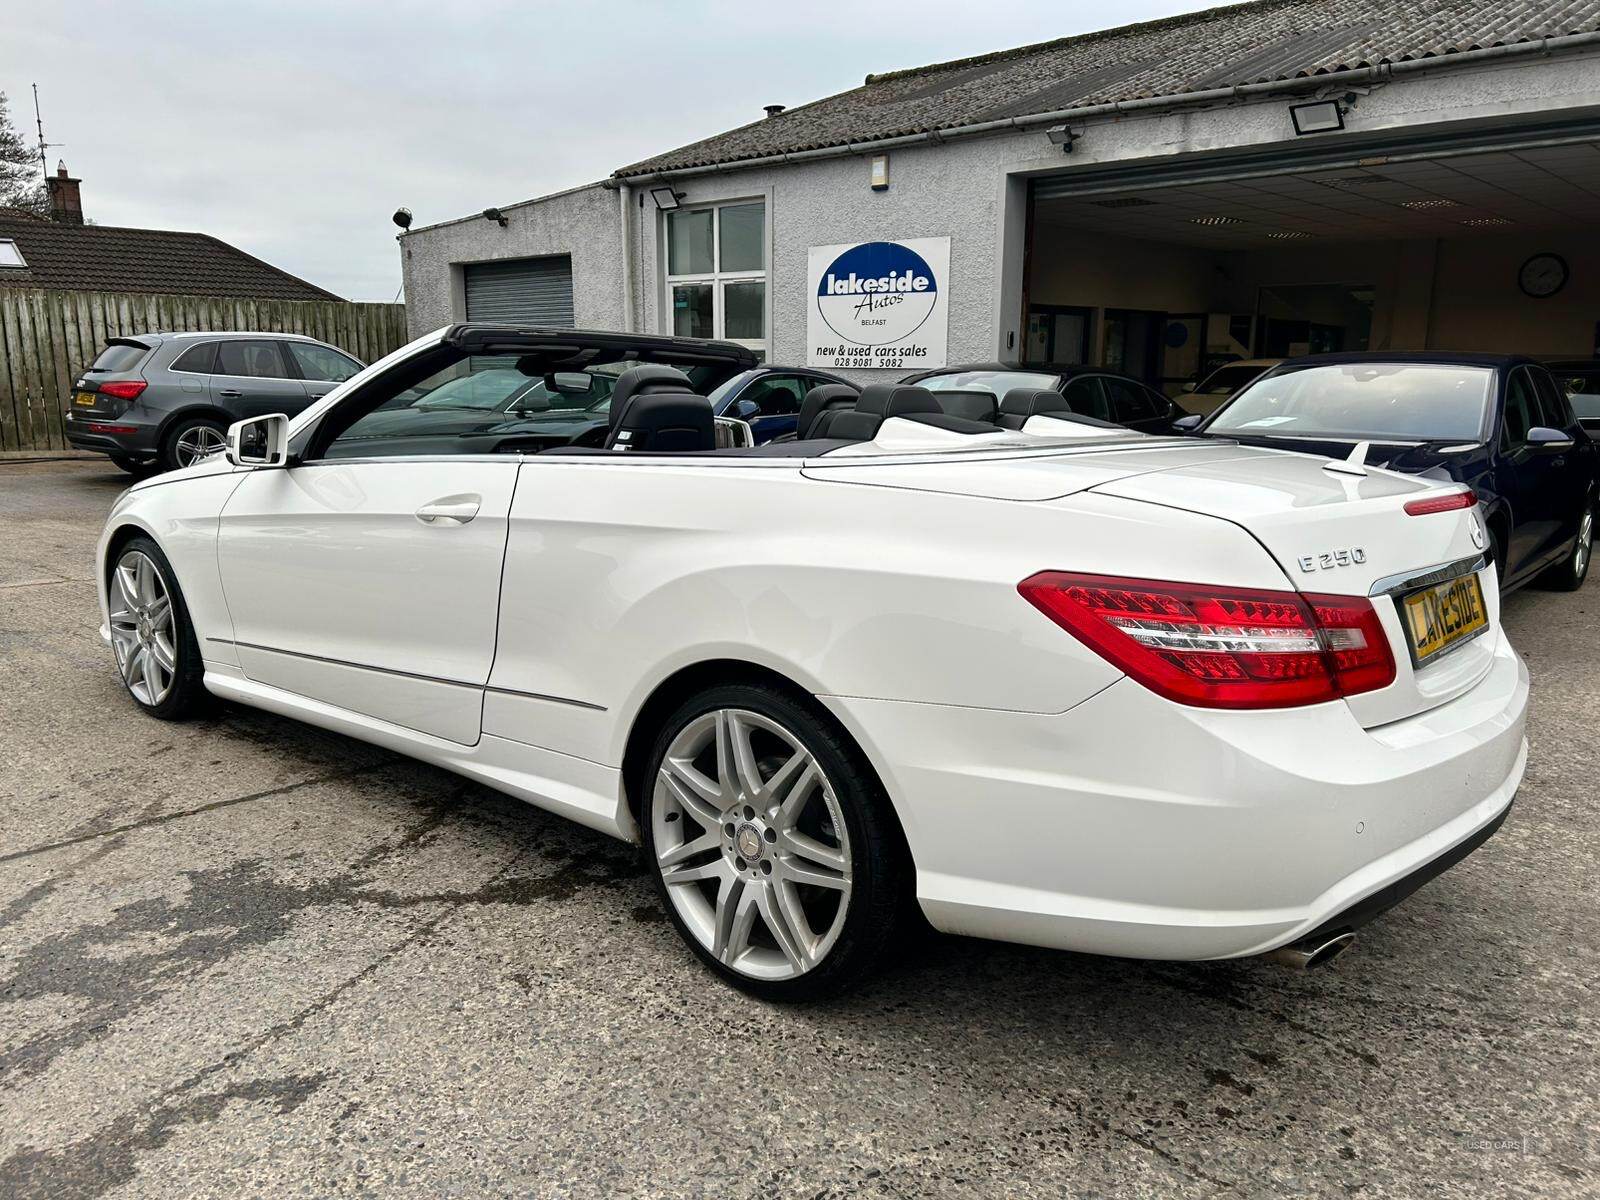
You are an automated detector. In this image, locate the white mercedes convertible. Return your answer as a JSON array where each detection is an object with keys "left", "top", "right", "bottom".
[{"left": 97, "top": 326, "right": 1528, "bottom": 998}]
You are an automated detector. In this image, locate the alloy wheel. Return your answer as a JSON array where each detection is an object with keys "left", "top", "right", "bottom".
[
  {"left": 652, "top": 708, "right": 852, "bottom": 981},
  {"left": 1577, "top": 508, "right": 1593, "bottom": 580},
  {"left": 173, "top": 424, "right": 225, "bottom": 467},
  {"left": 109, "top": 550, "right": 178, "bottom": 706}
]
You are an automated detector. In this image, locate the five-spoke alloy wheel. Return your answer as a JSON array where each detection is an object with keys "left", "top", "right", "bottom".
[
  {"left": 110, "top": 549, "right": 178, "bottom": 706},
  {"left": 161, "top": 417, "right": 227, "bottom": 472},
  {"left": 107, "top": 536, "right": 208, "bottom": 719},
  {"left": 642, "top": 683, "right": 907, "bottom": 999}
]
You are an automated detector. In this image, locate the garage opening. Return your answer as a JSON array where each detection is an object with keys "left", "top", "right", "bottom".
[
  {"left": 1023, "top": 126, "right": 1600, "bottom": 403},
  {"left": 463, "top": 255, "right": 575, "bottom": 327}
]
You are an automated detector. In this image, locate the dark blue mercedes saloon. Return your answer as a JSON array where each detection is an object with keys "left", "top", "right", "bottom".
[{"left": 1189, "top": 353, "right": 1596, "bottom": 593}]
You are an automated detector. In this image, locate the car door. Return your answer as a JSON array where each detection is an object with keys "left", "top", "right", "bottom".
[
  {"left": 1060, "top": 376, "right": 1111, "bottom": 421},
  {"left": 210, "top": 340, "right": 312, "bottom": 420},
  {"left": 727, "top": 373, "right": 813, "bottom": 442},
  {"left": 1531, "top": 366, "right": 1593, "bottom": 554},
  {"left": 284, "top": 340, "right": 364, "bottom": 407},
  {"left": 1495, "top": 366, "right": 1562, "bottom": 578},
  {"left": 215, "top": 354, "right": 520, "bottom": 746},
  {"left": 1099, "top": 375, "right": 1177, "bottom": 433}
]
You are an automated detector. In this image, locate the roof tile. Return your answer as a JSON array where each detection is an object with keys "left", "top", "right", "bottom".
[
  {"left": 615, "top": 0, "right": 1600, "bottom": 177},
  {"left": 0, "top": 217, "right": 339, "bottom": 300}
]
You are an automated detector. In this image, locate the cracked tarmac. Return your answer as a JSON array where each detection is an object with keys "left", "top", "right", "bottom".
[{"left": 1, "top": 458, "right": 1596, "bottom": 1198}]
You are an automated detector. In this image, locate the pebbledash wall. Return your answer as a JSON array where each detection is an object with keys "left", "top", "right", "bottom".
[
  {"left": 400, "top": 182, "right": 625, "bottom": 336},
  {"left": 398, "top": 48, "right": 1600, "bottom": 375}
]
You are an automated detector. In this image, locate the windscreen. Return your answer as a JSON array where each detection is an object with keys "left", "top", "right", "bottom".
[
  {"left": 920, "top": 370, "right": 1060, "bottom": 397},
  {"left": 1207, "top": 363, "right": 1493, "bottom": 442},
  {"left": 1195, "top": 363, "right": 1266, "bottom": 396},
  {"left": 1557, "top": 370, "right": 1600, "bottom": 419}
]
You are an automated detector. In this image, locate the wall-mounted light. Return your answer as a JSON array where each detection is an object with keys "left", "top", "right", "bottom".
[
  {"left": 482, "top": 207, "right": 508, "bottom": 227},
  {"left": 1289, "top": 99, "right": 1345, "bottom": 135},
  {"left": 1045, "top": 125, "right": 1076, "bottom": 154},
  {"left": 391, "top": 207, "right": 413, "bottom": 231},
  {"left": 870, "top": 154, "right": 889, "bottom": 191},
  {"left": 650, "top": 187, "right": 684, "bottom": 210}
]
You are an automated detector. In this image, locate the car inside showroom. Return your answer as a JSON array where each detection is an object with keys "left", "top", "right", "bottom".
[{"left": 1023, "top": 125, "right": 1600, "bottom": 393}]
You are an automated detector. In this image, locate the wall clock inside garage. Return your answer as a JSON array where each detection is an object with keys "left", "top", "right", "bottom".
[{"left": 1519, "top": 253, "right": 1568, "bottom": 298}]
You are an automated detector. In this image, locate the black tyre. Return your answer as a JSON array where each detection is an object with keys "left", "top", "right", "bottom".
[
  {"left": 1538, "top": 503, "right": 1594, "bottom": 592},
  {"left": 159, "top": 416, "right": 227, "bottom": 472},
  {"left": 106, "top": 535, "right": 211, "bottom": 720},
  {"left": 640, "top": 681, "right": 909, "bottom": 1001}
]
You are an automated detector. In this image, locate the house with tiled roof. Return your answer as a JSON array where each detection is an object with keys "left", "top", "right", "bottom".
[
  {"left": 0, "top": 164, "right": 339, "bottom": 301},
  {"left": 401, "top": 0, "right": 1600, "bottom": 382}
]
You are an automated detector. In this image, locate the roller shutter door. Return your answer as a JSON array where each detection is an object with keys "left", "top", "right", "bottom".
[{"left": 463, "top": 256, "right": 575, "bottom": 326}]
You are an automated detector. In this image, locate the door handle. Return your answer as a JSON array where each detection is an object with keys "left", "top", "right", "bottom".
[
  {"left": 415, "top": 495, "right": 481, "bottom": 525},
  {"left": 218, "top": 389, "right": 243, "bottom": 398}
]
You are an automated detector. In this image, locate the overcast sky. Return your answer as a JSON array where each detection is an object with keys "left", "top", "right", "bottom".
[{"left": 5, "top": 0, "right": 1216, "bottom": 300}]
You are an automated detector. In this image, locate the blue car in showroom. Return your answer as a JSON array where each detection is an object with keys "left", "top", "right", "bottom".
[{"left": 1188, "top": 352, "right": 1596, "bottom": 592}]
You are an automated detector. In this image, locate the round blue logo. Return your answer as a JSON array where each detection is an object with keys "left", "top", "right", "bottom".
[{"left": 816, "top": 241, "right": 938, "bottom": 346}]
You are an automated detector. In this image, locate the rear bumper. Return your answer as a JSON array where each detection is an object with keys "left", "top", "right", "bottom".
[
  {"left": 822, "top": 625, "right": 1529, "bottom": 961},
  {"left": 62, "top": 407, "right": 158, "bottom": 457}
]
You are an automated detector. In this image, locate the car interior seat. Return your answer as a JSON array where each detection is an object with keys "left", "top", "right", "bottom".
[
  {"left": 797, "top": 384, "right": 861, "bottom": 439},
  {"left": 828, "top": 384, "right": 945, "bottom": 440},
  {"left": 996, "top": 388, "right": 1072, "bottom": 430},
  {"left": 605, "top": 365, "right": 715, "bottom": 452}
]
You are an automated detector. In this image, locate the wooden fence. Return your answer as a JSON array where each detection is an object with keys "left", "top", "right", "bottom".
[{"left": 0, "top": 288, "right": 410, "bottom": 452}]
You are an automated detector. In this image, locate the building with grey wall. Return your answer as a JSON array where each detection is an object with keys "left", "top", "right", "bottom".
[{"left": 399, "top": 0, "right": 1600, "bottom": 389}]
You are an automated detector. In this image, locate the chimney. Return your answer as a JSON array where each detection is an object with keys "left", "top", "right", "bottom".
[
  {"left": 763, "top": 104, "right": 785, "bottom": 118},
  {"left": 47, "top": 161, "right": 83, "bottom": 225}
]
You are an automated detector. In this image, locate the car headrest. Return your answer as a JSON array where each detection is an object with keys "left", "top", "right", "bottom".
[
  {"left": 609, "top": 365, "right": 694, "bottom": 429},
  {"left": 854, "top": 383, "right": 941, "bottom": 419},
  {"left": 1000, "top": 388, "right": 1071, "bottom": 420},
  {"left": 798, "top": 383, "right": 860, "bottom": 438},
  {"left": 605, "top": 390, "right": 714, "bottom": 453},
  {"left": 932, "top": 389, "right": 998, "bottom": 423}
]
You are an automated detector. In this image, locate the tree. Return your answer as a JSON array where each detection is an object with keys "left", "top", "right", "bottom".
[{"left": 0, "top": 91, "right": 47, "bottom": 215}]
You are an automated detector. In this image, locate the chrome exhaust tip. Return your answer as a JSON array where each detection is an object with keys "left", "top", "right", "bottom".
[{"left": 1265, "top": 931, "right": 1356, "bottom": 970}]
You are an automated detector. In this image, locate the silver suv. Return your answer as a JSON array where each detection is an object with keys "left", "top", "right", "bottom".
[{"left": 64, "top": 331, "right": 364, "bottom": 473}]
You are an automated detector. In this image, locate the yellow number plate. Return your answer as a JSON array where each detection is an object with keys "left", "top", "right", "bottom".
[
  {"left": 73, "top": 391, "right": 96, "bottom": 406},
  {"left": 1402, "top": 573, "right": 1488, "bottom": 666}
]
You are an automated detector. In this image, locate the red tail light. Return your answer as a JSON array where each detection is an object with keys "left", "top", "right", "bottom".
[
  {"left": 1404, "top": 488, "right": 1475, "bottom": 516},
  {"left": 1017, "top": 572, "right": 1395, "bottom": 709},
  {"left": 97, "top": 380, "right": 147, "bottom": 401}
]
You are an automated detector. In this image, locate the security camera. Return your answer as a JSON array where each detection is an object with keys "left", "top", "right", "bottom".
[{"left": 392, "top": 207, "right": 413, "bottom": 231}]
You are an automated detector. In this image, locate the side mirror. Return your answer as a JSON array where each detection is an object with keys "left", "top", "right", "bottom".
[
  {"left": 732, "top": 397, "right": 761, "bottom": 421},
  {"left": 226, "top": 413, "right": 289, "bottom": 467},
  {"left": 1527, "top": 425, "right": 1575, "bottom": 452},
  {"left": 714, "top": 416, "right": 754, "bottom": 449},
  {"left": 1171, "top": 413, "right": 1204, "bottom": 432},
  {"left": 544, "top": 371, "right": 592, "bottom": 396},
  {"left": 1181, "top": 380, "right": 1197, "bottom": 392}
]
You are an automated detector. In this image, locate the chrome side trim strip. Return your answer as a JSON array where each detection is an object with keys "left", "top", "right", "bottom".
[
  {"left": 229, "top": 639, "right": 478, "bottom": 689},
  {"left": 217, "top": 637, "right": 606, "bottom": 710},
  {"left": 485, "top": 686, "right": 607, "bottom": 713},
  {"left": 1368, "top": 554, "right": 1487, "bottom": 598}
]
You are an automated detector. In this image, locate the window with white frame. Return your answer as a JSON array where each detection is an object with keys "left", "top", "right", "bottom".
[{"left": 664, "top": 201, "right": 765, "bottom": 355}]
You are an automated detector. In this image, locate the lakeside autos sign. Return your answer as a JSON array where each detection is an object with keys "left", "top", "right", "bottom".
[{"left": 807, "top": 237, "right": 950, "bottom": 370}]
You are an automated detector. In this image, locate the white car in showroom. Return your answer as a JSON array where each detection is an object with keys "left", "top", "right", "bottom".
[{"left": 97, "top": 325, "right": 1528, "bottom": 999}]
